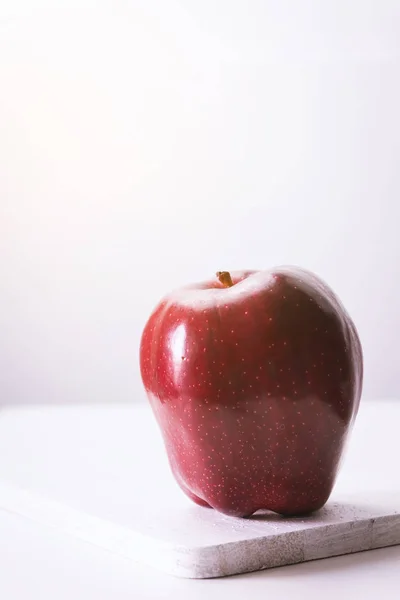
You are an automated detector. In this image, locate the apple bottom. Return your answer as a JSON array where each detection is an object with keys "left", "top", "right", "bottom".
[
  {"left": 149, "top": 395, "right": 347, "bottom": 519},
  {"left": 171, "top": 465, "right": 333, "bottom": 518},
  {"left": 165, "top": 427, "right": 341, "bottom": 518},
  {"left": 180, "top": 487, "right": 331, "bottom": 519}
]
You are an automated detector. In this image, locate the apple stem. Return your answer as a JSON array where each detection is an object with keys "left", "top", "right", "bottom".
[{"left": 216, "top": 271, "right": 234, "bottom": 288}]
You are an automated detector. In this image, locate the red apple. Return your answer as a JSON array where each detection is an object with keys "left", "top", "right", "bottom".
[{"left": 140, "top": 267, "right": 363, "bottom": 517}]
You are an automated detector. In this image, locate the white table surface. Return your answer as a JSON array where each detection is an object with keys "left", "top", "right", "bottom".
[{"left": 1, "top": 399, "right": 400, "bottom": 599}]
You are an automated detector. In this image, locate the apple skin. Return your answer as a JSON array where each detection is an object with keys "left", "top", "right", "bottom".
[{"left": 140, "top": 267, "right": 363, "bottom": 517}]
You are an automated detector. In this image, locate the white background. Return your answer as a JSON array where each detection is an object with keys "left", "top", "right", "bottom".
[{"left": 1, "top": 1, "right": 399, "bottom": 405}]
